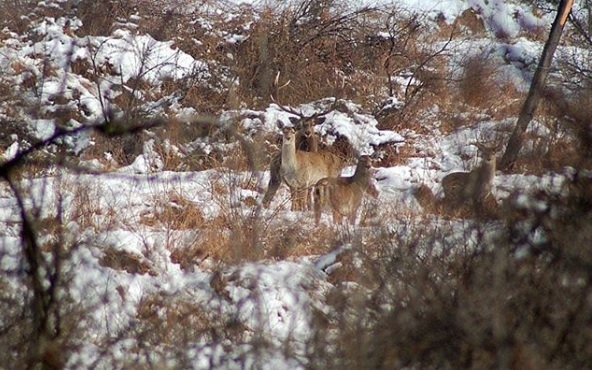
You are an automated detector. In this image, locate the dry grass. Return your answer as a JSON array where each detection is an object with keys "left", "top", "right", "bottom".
[
  {"left": 500, "top": 87, "right": 592, "bottom": 174},
  {"left": 459, "top": 56, "right": 500, "bottom": 109},
  {"left": 150, "top": 191, "right": 206, "bottom": 229},
  {"left": 133, "top": 290, "right": 247, "bottom": 352},
  {"left": 304, "top": 198, "right": 592, "bottom": 369},
  {"left": 438, "top": 54, "right": 524, "bottom": 134},
  {"left": 100, "top": 247, "right": 155, "bottom": 275},
  {"left": 69, "top": 178, "right": 119, "bottom": 232},
  {"left": 4, "top": 2, "right": 592, "bottom": 369},
  {"left": 146, "top": 165, "right": 349, "bottom": 266},
  {"left": 5, "top": 154, "right": 56, "bottom": 180}
]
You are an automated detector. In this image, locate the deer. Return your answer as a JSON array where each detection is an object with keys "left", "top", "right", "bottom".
[
  {"left": 279, "top": 124, "right": 343, "bottom": 211},
  {"left": 313, "top": 155, "right": 379, "bottom": 225},
  {"left": 263, "top": 88, "right": 343, "bottom": 210},
  {"left": 413, "top": 142, "right": 499, "bottom": 218},
  {"left": 262, "top": 117, "right": 320, "bottom": 209},
  {"left": 441, "top": 142, "right": 498, "bottom": 210}
]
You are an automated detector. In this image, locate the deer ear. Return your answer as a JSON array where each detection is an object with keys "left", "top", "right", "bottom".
[
  {"left": 314, "top": 116, "right": 326, "bottom": 125},
  {"left": 470, "top": 142, "right": 484, "bottom": 151},
  {"left": 475, "top": 143, "right": 490, "bottom": 152},
  {"left": 276, "top": 120, "right": 284, "bottom": 129},
  {"left": 288, "top": 116, "right": 299, "bottom": 125}
]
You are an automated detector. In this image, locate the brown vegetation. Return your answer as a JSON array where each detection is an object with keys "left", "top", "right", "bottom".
[{"left": 2, "top": 1, "right": 592, "bottom": 369}]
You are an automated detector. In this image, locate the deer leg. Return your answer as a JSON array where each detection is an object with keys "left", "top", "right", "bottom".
[
  {"left": 262, "top": 154, "right": 281, "bottom": 207},
  {"left": 299, "top": 188, "right": 308, "bottom": 211},
  {"left": 332, "top": 209, "right": 341, "bottom": 224},
  {"left": 289, "top": 188, "right": 298, "bottom": 211},
  {"left": 305, "top": 187, "right": 313, "bottom": 211},
  {"left": 348, "top": 211, "right": 357, "bottom": 225},
  {"left": 291, "top": 188, "right": 306, "bottom": 211},
  {"left": 313, "top": 187, "right": 323, "bottom": 225},
  {"left": 297, "top": 189, "right": 304, "bottom": 211}
]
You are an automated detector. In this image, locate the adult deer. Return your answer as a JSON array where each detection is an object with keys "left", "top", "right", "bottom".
[
  {"left": 263, "top": 95, "right": 343, "bottom": 210},
  {"left": 279, "top": 124, "right": 342, "bottom": 211},
  {"left": 262, "top": 117, "right": 320, "bottom": 208},
  {"left": 441, "top": 142, "right": 498, "bottom": 212},
  {"left": 413, "top": 142, "right": 499, "bottom": 218}
]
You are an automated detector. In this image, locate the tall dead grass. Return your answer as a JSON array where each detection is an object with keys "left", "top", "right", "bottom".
[
  {"left": 3, "top": 1, "right": 592, "bottom": 369},
  {"left": 303, "top": 194, "right": 592, "bottom": 369}
]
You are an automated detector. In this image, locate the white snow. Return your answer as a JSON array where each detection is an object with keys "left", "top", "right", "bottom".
[{"left": 0, "top": 0, "right": 583, "bottom": 368}]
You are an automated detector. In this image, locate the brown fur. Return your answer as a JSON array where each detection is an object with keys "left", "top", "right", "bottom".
[
  {"left": 441, "top": 143, "right": 498, "bottom": 214},
  {"left": 413, "top": 184, "right": 441, "bottom": 214},
  {"left": 280, "top": 126, "right": 342, "bottom": 211},
  {"left": 413, "top": 143, "right": 499, "bottom": 218},
  {"left": 262, "top": 118, "right": 320, "bottom": 208},
  {"left": 314, "top": 156, "right": 379, "bottom": 225},
  {"left": 413, "top": 183, "right": 499, "bottom": 219}
]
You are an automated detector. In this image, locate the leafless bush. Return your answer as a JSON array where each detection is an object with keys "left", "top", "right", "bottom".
[
  {"left": 228, "top": 1, "right": 377, "bottom": 107},
  {"left": 2, "top": 1, "right": 592, "bottom": 369},
  {"left": 75, "top": 0, "right": 139, "bottom": 36},
  {"left": 300, "top": 187, "right": 592, "bottom": 369},
  {"left": 370, "top": 8, "right": 460, "bottom": 133},
  {"left": 0, "top": 0, "right": 40, "bottom": 33},
  {"left": 506, "top": 86, "right": 592, "bottom": 173}
]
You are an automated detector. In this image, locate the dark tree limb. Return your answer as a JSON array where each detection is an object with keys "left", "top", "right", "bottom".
[{"left": 499, "top": 0, "right": 574, "bottom": 171}]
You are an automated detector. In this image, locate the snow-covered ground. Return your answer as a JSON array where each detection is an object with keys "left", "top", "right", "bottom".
[{"left": 0, "top": 0, "right": 585, "bottom": 368}]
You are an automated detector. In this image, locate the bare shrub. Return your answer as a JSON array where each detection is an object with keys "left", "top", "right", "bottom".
[
  {"left": 148, "top": 191, "right": 206, "bottom": 230},
  {"left": 454, "top": 54, "right": 522, "bottom": 121},
  {"left": 503, "top": 86, "right": 592, "bottom": 174},
  {"left": 81, "top": 130, "right": 147, "bottom": 168},
  {"left": 302, "top": 184, "right": 592, "bottom": 369},
  {"left": 0, "top": 1, "right": 39, "bottom": 33},
  {"left": 75, "top": 0, "right": 139, "bottom": 36},
  {"left": 135, "top": 292, "right": 246, "bottom": 345},
  {"left": 372, "top": 11, "right": 458, "bottom": 133},
  {"left": 459, "top": 55, "right": 499, "bottom": 108},
  {"left": 544, "top": 87, "right": 592, "bottom": 168},
  {"left": 231, "top": 2, "right": 377, "bottom": 107},
  {"left": 100, "top": 246, "right": 155, "bottom": 275}
]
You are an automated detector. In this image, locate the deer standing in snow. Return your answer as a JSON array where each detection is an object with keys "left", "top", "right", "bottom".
[
  {"left": 413, "top": 142, "right": 499, "bottom": 218},
  {"left": 279, "top": 124, "right": 342, "bottom": 211},
  {"left": 262, "top": 117, "right": 320, "bottom": 209},
  {"left": 313, "top": 155, "right": 379, "bottom": 225},
  {"left": 441, "top": 142, "right": 498, "bottom": 210}
]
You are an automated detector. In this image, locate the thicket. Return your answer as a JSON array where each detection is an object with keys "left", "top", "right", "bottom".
[{"left": 1, "top": 0, "right": 592, "bottom": 369}]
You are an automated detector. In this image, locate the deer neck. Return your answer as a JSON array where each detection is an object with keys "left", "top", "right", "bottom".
[
  {"left": 479, "top": 157, "right": 495, "bottom": 184},
  {"left": 351, "top": 166, "right": 370, "bottom": 187},
  {"left": 307, "top": 136, "right": 319, "bottom": 152},
  {"left": 281, "top": 136, "right": 298, "bottom": 171}
]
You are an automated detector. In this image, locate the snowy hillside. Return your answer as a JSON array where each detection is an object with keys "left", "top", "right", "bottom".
[{"left": 1, "top": 0, "right": 592, "bottom": 369}]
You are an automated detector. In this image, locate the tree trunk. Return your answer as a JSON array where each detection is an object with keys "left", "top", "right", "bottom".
[{"left": 499, "top": 0, "right": 574, "bottom": 171}]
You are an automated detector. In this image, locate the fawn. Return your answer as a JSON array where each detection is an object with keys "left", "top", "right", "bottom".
[{"left": 313, "top": 155, "right": 379, "bottom": 225}]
